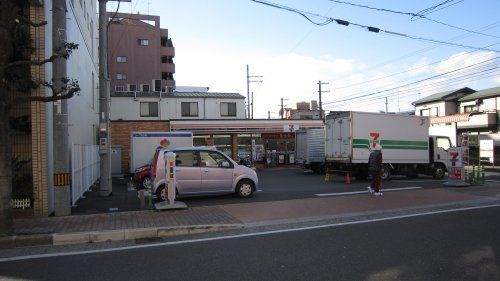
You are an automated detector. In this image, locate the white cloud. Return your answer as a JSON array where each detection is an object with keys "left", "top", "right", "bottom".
[
  {"left": 174, "top": 39, "right": 360, "bottom": 118},
  {"left": 407, "top": 58, "right": 431, "bottom": 76}
]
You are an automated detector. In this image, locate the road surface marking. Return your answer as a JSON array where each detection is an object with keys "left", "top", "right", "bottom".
[
  {"left": 486, "top": 180, "right": 500, "bottom": 183},
  {"left": 395, "top": 179, "right": 445, "bottom": 183},
  {"left": 2, "top": 203, "right": 500, "bottom": 263},
  {"left": 315, "top": 186, "right": 422, "bottom": 197}
]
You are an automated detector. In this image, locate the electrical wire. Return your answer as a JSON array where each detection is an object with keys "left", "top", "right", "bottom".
[
  {"left": 322, "top": 57, "right": 498, "bottom": 105},
  {"left": 327, "top": 0, "right": 500, "bottom": 39},
  {"left": 328, "top": 66, "right": 499, "bottom": 107},
  {"left": 326, "top": 67, "right": 499, "bottom": 108},
  {"left": 333, "top": 43, "right": 499, "bottom": 91},
  {"left": 250, "top": 0, "right": 500, "bottom": 52},
  {"left": 328, "top": 20, "right": 500, "bottom": 86}
]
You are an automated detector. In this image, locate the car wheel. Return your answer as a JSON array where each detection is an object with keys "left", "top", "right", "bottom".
[
  {"left": 381, "top": 166, "right": 391, "bottom": 181},
  {"left": 141, "top": 176, "right": 152, "bottom": 189},
  {"left": 155, "top": 184, "right": 168, "bottom": 202},
  {"left": 236, "top": 180, "right": 254, "bottom": 198},
  {"left": 432, "top": 164, "right": 446, "bottom": 179}
]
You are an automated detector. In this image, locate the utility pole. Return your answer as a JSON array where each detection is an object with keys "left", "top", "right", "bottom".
[
  {"left": 98, "top": 0, "right": 114, "bottom": 197},
  {"left": 268, "top": 110, "right": 271, "bottom": 119},
  {"left": 385, "top": 96, "right": 388, "bottom": 113},
  {"left": 246, "top": 64, "right": 263, "bottom": 119},
  {"left": 318, "top": 80, "right": 329, "bottom": 120},
  {"left": 53, "top": 0, "right": 70, "bottom": 216},
  {"left": 280, "top": 98, "right": 289, "bottom": 119},
  {"left": 251, "top": 92, "right": 254, "bottom": 119}
]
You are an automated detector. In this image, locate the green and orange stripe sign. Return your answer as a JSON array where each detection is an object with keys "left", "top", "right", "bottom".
[{"left": 353, "top": 139, "right": 428, "bottom": 150}]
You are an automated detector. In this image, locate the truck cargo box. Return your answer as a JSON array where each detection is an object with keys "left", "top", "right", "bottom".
[
  {"left": 295, "top": 128, "right": 325, "bottom": 166},
  {"left": 326, "top": 111, "right": 430, "bottom": 164},
  {"left": 130, "top": 132, "right": 193, "bottom": 173}
]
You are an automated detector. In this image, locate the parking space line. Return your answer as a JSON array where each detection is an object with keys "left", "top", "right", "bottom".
[{"left": 315, "top": 186, "right": 423, "bottom": 197}]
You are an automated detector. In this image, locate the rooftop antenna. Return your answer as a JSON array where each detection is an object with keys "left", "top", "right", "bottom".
[{"left": 146, "top": 1, "right": 151, "bottom": 15}]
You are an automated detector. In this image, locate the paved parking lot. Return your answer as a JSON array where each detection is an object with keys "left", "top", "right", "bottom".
[{"left": 71, "top": 167, "right": 500, "bottom": 214}]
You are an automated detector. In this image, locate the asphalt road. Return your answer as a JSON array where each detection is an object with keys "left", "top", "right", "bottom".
[
  {"left": 182, "top": 167, "right": 457, "bottom": 206},
  {"left": 72, "top": 167, "right": 500, "bottom": 213},
  {"left": 2, "top": 205, "right": 500, "bottom": 281}
]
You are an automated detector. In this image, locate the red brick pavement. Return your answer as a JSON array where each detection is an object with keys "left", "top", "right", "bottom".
[
  {"left": 220, "top": 189, "right": 483, "bottom": 223},
  {"left": 13, "top": 188, "right": 487, "bottom": 235}
]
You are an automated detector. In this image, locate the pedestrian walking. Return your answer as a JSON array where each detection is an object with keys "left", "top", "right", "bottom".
[{"left": 367, "top": 143, "right": 383, "bottom": 196}]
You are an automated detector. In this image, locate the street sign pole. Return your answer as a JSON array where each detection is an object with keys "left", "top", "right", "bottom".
[{"left": 155, "top": 152, "right": 187, "bottom": 210}]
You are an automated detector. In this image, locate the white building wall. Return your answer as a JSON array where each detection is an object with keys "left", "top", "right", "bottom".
[
  {"left": 111, "top": 97, "right": 246, "bottom": 120},
  {"left": 66, "top": 0, "right": 99, "bottom": 146}
]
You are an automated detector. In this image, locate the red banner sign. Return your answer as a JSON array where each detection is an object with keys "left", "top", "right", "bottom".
[{"left": 261, "top": 132, "right": 295, "bottom": 140}]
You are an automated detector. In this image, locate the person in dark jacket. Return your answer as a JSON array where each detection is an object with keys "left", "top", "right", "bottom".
[{"left": 367, "top": 144, "right": 383, "bottom": 196}]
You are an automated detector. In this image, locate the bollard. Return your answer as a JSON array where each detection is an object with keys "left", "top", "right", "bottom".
[{"left": 345, "top": 173, "right": 351, "bottom": 184}]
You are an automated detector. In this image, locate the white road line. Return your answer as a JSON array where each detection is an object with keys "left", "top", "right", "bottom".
[
  {"left": 1, "top": 203, "right": 500, "bottom": 263},
  {"left": 315, "top": 186, "right": 422, "bottom": 197},
  {"left": 395, "top": 179, "right": 445, "bottom": 183},
  {"left": 486, "top": 180, "right": 500, "bottom": 183}
]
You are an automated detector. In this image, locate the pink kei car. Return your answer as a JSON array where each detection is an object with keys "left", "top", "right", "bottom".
[{"left": 151, "top": 147, "right": 259, "bottom": 201}]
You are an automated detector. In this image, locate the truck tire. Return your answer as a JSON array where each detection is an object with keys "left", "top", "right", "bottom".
[
  {"left": 432, "top": 164, "right": 446, "bottom": 179},
  {"left": 381, "top": 165, "right": 391, "bottom": 181}
]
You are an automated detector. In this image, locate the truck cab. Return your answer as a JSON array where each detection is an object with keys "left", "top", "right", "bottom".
[{"left": 428, "top": 135, "right": 452, "bottom": 178}]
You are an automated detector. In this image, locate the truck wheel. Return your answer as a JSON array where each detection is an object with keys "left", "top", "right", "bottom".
[
  {"left": 381, "top": 166, "right": 391, "bottom": 181},
  {"left": 432, "top": 164, "right": 446, "bottom": 179}
]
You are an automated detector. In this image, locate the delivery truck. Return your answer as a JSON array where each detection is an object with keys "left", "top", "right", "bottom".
[
  {"left": 295, "top": 128, "right": 325, "bottom": 173},
  {"left": 129, "top": 132, "right": 193, "bottom": 173},
  {"left": 325, "top": 111, "right": 451, "bottom": 180}
]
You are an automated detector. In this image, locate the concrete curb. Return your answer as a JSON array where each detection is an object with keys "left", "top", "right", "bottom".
[{"left": 1, "top": 224, "right": 244, "bottom": 249}]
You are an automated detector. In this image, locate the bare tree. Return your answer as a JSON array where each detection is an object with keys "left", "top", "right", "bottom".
[{"left": 0, "top": 0, "right": 80, "bottom": 236}]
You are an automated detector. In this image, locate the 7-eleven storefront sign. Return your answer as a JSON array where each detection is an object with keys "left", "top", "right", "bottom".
[{"left": 447, "top": 147, "right": 463, "bottom": 180}]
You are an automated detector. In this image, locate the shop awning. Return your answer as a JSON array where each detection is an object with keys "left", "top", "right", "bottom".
[{"left": 430, "top": 113, "right": 472, "bottom": 124}]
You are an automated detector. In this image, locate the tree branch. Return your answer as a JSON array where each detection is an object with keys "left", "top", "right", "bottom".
[
  {"left": 29, "top": 86, "right": 80, "bottom": 102},
  {"left": 1, "top": 54, "right": 59, "bottom": 70},
  {"left": 15, "top": 15, "right": 47, "bottom": 27}
]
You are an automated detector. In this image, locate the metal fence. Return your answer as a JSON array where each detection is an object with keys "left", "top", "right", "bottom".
[{"left": 71, "top": 144, "right": 100, "bottom": 205}]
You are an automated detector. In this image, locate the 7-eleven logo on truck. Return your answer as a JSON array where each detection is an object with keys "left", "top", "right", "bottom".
[{"left": 369, "top": 132, "right": 380, "bottom": 148}]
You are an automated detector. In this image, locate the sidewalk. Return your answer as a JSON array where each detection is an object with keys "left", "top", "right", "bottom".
[{"left": 3, "top": 186, "right": 500, "bottom": 248}]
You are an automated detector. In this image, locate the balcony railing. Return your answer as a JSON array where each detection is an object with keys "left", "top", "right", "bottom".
[{"left": 457, "top": 112, "right": 497, "bottom": 129}]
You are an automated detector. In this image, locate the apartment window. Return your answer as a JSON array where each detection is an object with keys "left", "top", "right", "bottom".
[
  {"left": 116, "top": 56, "right": 127, "bottom": 63},
  {"left": 138, "top": 39, "right": 149, "bottom": 46},
  {"left": 181, "top": 102, "right": 198, "bottom": 117},
  {"left": 141, "top": 84, "right": 150, "bottom": 92},
  {"left": 220, "top": 102, "right": 236, "bottom": 117},
  {"left": 464, "top": 105, "right": 476, "bottom": 113},
  {"left": 161, "top": 37, "right": 168, "bottom": 47},
  {"left": 162, "top": 72, "right": 173, "bottom": 80},
  {"left": 161, "top": 56, "right": 173, "bottom": 63},
  {"left": 420, "top": 107, "right": 438, "bottom": 117},
  {"left": 116, "top": 73, "right": 127, "bottom": 80},
  {"left": 115, "top": 85, "right": 125, "bottom": 91},
  {"left": 128, "top": 84, "right": 137, "bottom": 91},
  {"left": 91, "top": 72, "right": 95, "bottom": 109},
  {"left": 153, "top": 79, "right": 162, "bottom": 92},
  {"left": 140, "top": 102, "right": 158, "bottom": 117}
]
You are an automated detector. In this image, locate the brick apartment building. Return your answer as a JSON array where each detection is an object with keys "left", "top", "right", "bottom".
[{"left": 107, "top": 12, "right": 175, "bottom": 93}]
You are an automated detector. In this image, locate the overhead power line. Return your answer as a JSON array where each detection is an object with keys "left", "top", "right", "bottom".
[
  {"left": 322, "top": 57, "right": 498, "bottom": 105},
  {"left": 251, "top": 0, "right": 500, "bottom": 52},
  {"left": 334, "top": 44, "right": 499, "bottom": 91},
  {"left": 327, "top": 67, "right": 499, "bottom": 108},
  {"left": 414, "top": 0, "right": 464, "bottom": 17},
  {"left": 327, "top": 0, "right": 500, "bottom": 39}
]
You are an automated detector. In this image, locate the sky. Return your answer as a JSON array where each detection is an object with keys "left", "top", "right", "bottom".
[{"left": 108, "top": 0, "right": 500, "bottom": 118}]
